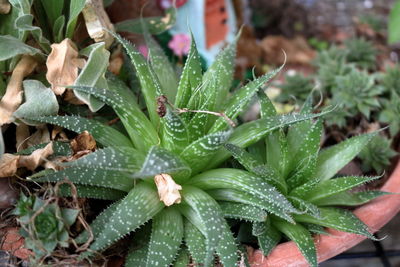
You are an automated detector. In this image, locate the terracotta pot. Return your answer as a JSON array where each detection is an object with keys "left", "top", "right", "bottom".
[{"left": 248, "top": 160, "right": 400, "bottom": 267}]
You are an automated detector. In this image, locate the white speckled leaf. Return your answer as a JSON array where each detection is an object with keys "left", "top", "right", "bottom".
[
  {"left": 294, "top": 207, "right": 376, "bottom": 240},
  {"left": 219, "top": 201, "right": 267, "bottom": 222},
  {"left": 273, "top": 219, "right": 317, "bottom": 267},
  {"left": 210, "top": 65, "right": 283, "bottom": 133},
  {"left": 181, "top": 186, "right": 226, "bottom": 266},
  {"left": 29, "top": 115, "right": 132, "bottom": 147},
  {"left": 302, "top": 176, "right": 380, "bottom": 203},
  {"left": 209, "top": 111, "right": 331, "bottom": 169},
  {"left": 180, "top": 131, "right": 231, "bottom": 174},
  {"left": 183, "top": 219, "right": 207, "bottom": 266},
  {"left": 110, "top": 31, "right": 163, "bottom": 126},
  {"left": 69, "top": 85, "right": 157, "bottom": 152},
  {"left": 146, "top": 207, "right": 183, "bottom": 267},
  {"left": 207, "top": 188, "right": 294, "bottom": 223},
  {"left": 175, "top": 33, "right": 202, "bottom": 108},
  {"left": 315, "top": 132, "right": 376, "bottom": 181},
  {"left": 58, "top": 184, "right": 125, "bottom": 200},
  {"left": 313, "top": 190, "right": 391, "bottom": 207},
  {"left": 133, "top": 146, "right": 191, "bottom": 183},
  {"left": 190, "top": 169, "right": 297, "bottom": 221},
  {"left": 161, "top": 109, "right": 189, "bottom": 154},
  {"left": 89, "top": 182, "right": 164, "bottom": 252}
]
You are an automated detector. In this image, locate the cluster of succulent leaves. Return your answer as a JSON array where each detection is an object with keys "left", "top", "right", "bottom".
[
  {"left": 12, "top": 194, "right": 79, "bottom": 263},
  {"left": 225, "top": 95, "right": 389, "bottom": 267},
  {"left": 22, "top": 29, "right": 331, "bottom": 266},
  {"left": 276, "top": 38, "right": 398, "bottom": 174}
]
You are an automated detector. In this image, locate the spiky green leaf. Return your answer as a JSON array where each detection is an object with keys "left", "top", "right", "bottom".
[
  {"left": 183, "top": 219, "right": 207, "bottom": 266},
  {"left": 210, "top": 65, "right": 283, "bottom": 133},
  {"left": 180, "top": 131, "right": 231, "bottom": 174},
  {"left": 219, "top": 202, "right": 267, "bottom": 222},
  {"left": 175, "top": 33, "right": 202, "bottom": 108},
  {"left": 273, "top": 218, "right": 317, "bottom": 267},
  {"left": 302, "top": 176, "right": 380, "bottom": 203},
  {"left": 161, "top": 109, "right": 189, "bottom": 154},
  {"left": 89, "top": 182, "right": 164, "bottom": 252},
  {"left": 133, "top": 146, "right": 191, "bottom": 183},
  {"left": 58, "top": 184, "right": 126, "bottom": 200},
  {"left": 146, "top": 207, "right": 183, "bottom": 267},
  {"left": 28, "top": 115, "right": 132, "bottom": 148},
  {"left": 313, "top": 191, "right": 390, "bottom": 207},
  {"left": 294, "top": 207, "right": 376, "bottom": 240},
  {"left": 315, "top": 132, "right": 376, "bottom": 181}
]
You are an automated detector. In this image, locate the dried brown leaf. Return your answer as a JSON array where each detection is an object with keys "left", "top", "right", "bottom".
[
  {"left": 82, "top": 0, "right": 114, "bottom": 47},
  {"left": 70, "top": 131, "right": 96, "bottom": 154},
  {"left": 0, "top": 154, "right": 19, "bottom": 177},
  {"left": 16, "top": 124, "right": 30, "bottom": 152},
  {"left": 46, "top": 39, "right": 85, "bottom": 95},
  {"left": 154, "top": 173, "right": 182, "bottom": 206},
  {"left": 0, "top": 56, "right": 37, "bottom": 125},
  {"left": 18, "top": 142, "right": 54, "bottom": 171},
  {"left": 63, "top": 89, "right": 85, "bottom": 105}
]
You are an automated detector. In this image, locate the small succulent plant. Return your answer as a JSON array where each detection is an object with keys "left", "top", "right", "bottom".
[
  {"left": 358, "top": 135, "right": 397, "bottom": 174},
  {"left": 24, "top": 31, "right": 325, "bottom": 266},
  {"left": 13, "top": 194, "right": 79, "bottom": 262},
  {"left": 276, "top": 73, "right": 314, "bottom": 105},
  {"left": 224, "top": 96, "right": 388, "bottom": 267},
  {"left": 331, "top": 67, "right": 382, "bottom": 119},
  {"left": 344, "top": 38, "right": 377, "bottom": 70},
  {"left": 380, "top": 91, "right": 400, "bottom": 136},
  {"left": 380, "top": 65, "right": 400, "bottom": 94}
]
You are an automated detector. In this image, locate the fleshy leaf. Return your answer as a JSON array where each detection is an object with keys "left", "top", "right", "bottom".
[
  {"left": 161, "top": 109, "right": 189, "bottom": 154},
  {"left": 219, "top": 201, "right": 267, "bottom": 222},
  {"left": 69, "top": 85, "right": 157, "bottom": 152},
  {"left": 175, "top": 33, "right": 202, "bottom": 108},
  {"left": 180, "top": 186, "right": 226, "bottom": 266},
  {"left": 255, "top": 218, "right": 281, "bottom": 256},
  {"left": 210, "top": 65, "right": 283, "bottom": 133},
  {"left": 88, "top": 182, "right": 164, "bottom": 252},
  {"left": 110, "top": 31, "right": 163, "bottom": 126},
  {"left": 183, "top": 219, "right": 207, "bottom": 266},
  {"left": 58, "top": 184, "right": 126, "bottom": 200},
  {"left": 146, "top": 207, "right": 183, "bottom": 267},
  {"left": 294, "top": 207, "right": 376, "bottom": 240},
  {"left": 207, "top": 188, "right": 294, "bottom": 223},
  {"left": 314, "top": 132, "right": 376, "bottom": 182},
  {"left": 273, "top": 218, "right": 317, "bottom": 267},
  {"left": 0, "top": 35, "right": 41, "bottom": 60},
  {"left": 180, "top": 131, "right": 231, "bottom": 174},
  {"left": 26, "top": 115, "right": 132, "bottom": 148},
  {"left": 133, "top": 146, "right": 191, "bottom": 183},
  {"left": 209, "top": 111, "right": 330, "bottom": 168},
  {"left": 302, "top": 176, "right": 380, "bottom": 203},
  {"left": 313, "top": 190, "right": 390, "bottom": 207}
]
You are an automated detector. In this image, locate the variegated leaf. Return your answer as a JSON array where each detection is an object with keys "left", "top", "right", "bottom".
[
  {"left": 28, "top": 115, "right": 132, "bottom": 148},
  {"left": 89, "top": 182, "right": 164, "bottom": 252},
  {"left": 175, "top": 33, "right": 202, "bottom": 108},
  {"left": 315, "top": 132, "right": 376, "bottom": 181},
  {"left": 219, "top": 201, "right": 267, "bottom": 222},
  {"left": 210, "top": 65, "right": 283, "bottom": 133},
  {"left": 58, "top": 184, "right": 125, "bottom": 200},
  {"left": 313, "top": 191, "right": 391, "bottom": 206},
  {"left": 68, "top": 85, "right": 158, "bottom": 152},
  {"left": 180, "top": 131, "right": 231, "bottom": 175},
  {"left": 273, "top": 218, "right": 317, "bottom": 267},
  {"left": 146, "top": 207, "right": 183, "bottom": 267},
  {"left": 161, "top": 109, "right": 189, "bottom": 154},
  {"left": 133, "top": 146, "right": 191, "bottom": 183}
]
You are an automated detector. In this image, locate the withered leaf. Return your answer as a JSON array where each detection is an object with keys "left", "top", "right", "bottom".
[
  {"left": 46, "top": 39, "right": 85, "bottom": 95},
  {"left": 0, "top": 56, "right": 37, "bottom": 126}
]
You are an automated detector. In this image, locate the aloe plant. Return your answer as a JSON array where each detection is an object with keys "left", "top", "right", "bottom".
[
  {"left": 22, "top": 31, "right": 328, "bottom": 266},
  {"left": 223, "top": 94, "right": 388, "bottom": 267}
]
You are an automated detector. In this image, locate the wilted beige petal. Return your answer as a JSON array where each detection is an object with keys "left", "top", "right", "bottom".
[
  {"left": 82, "top": 0, "right": 114, "bottom": 47},
  {"left": 26, "top": 125, "right": 50, "bottom": 148},
  {"left": 0, "top": 56, "right": 37, "bottom": 126},
  {"left": 46, "top": 39, "right": 82, "bottom": 95},
  {"left": 18, "top": 142, "right": 54, "bottom": 171},
  {"left": 154, "top": 174, "right": 182, "bottom": 206},
  {"left": 0, "top": 154, "right": 19, "bottom": 177}
]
